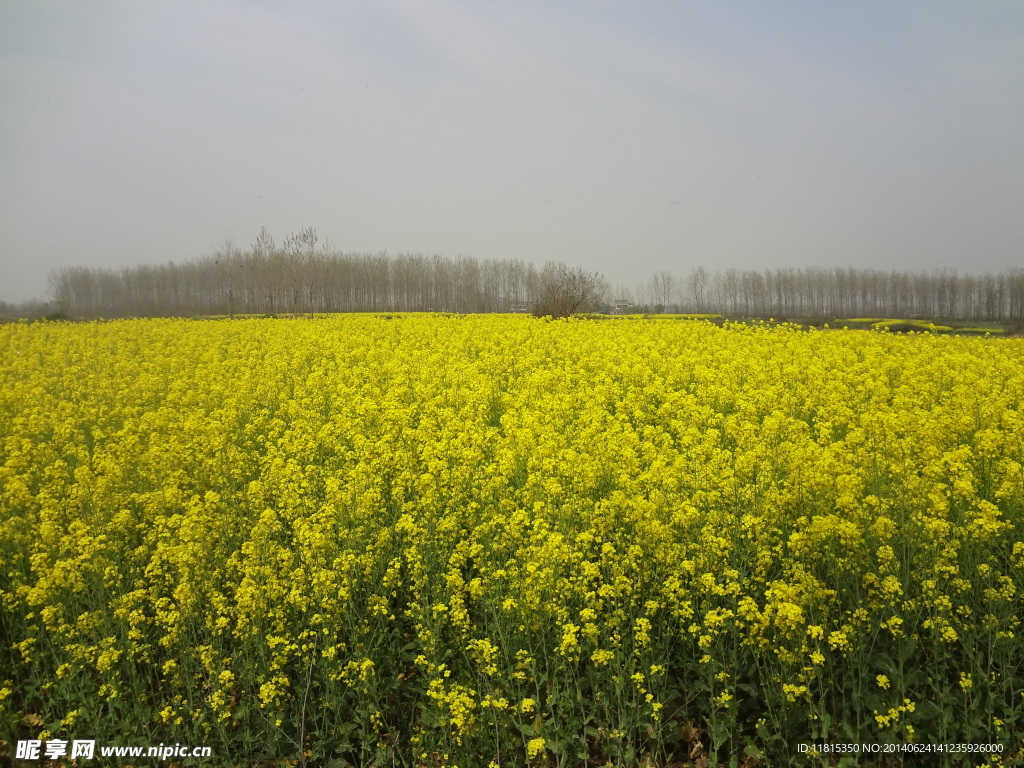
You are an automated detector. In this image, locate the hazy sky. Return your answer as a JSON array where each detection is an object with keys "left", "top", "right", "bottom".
[{"left": 2, "top": 1, "right": 1022, "bottom": 302}]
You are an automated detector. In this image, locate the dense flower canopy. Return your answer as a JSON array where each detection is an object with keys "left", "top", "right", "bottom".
[{"left": 1, "top": 315, "right": 1021, "bottom": 765}]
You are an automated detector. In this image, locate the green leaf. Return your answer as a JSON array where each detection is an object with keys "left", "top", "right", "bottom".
[
  {"left": 898, "top": 639, "right": 918, "bottom": 664},
  {"left": 913, "top": 700, "right": 942, "bottom": 722}
]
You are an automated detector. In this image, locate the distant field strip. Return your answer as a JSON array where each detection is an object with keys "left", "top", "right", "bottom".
[{"left": 1, "top": 316, "right": 1022, "bottom": 766}]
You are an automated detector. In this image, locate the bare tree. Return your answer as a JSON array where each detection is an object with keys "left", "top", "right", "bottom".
[
  {"left": 214, "top": 236, "right": 241, "bottom": 318},
  {"left": 634, "top": 281, "right": 648, "bottom": 312},
  {"left": 686, "top": 266, "right": 709, "bottom": 312},
  {"left": 649, "top": 270, "right": 675, "bottom": 312},
  {"left": 533, "top": 263, "right": 609, "bottom": 318},
  {"left": 721, "top": 269, "right": 740, "bottom": 315}
]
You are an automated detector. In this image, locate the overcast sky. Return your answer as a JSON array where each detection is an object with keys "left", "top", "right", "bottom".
[{"left": 2, "top": 1, "right": 1022, "bottom": 302}]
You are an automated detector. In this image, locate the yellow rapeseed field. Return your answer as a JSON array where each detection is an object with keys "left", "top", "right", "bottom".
[{"left": 1, "top": 315, "right": 1022, "bottom": 766}]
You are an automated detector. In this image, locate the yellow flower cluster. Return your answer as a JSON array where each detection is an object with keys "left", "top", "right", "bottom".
[{"left": 1, "top": 314, "right": 1021, "bottom": 764}]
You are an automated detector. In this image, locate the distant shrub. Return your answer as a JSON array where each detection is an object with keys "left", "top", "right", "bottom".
[{"left": 873, "top": 319, "right": 953, "bottom": 333}]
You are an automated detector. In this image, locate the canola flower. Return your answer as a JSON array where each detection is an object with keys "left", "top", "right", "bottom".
[{"left": 1, "top": 314, "right": 1022, "bottom": 766}]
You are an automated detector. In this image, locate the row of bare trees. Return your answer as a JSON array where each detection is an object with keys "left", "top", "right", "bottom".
[
  {"left": 624, "top": 266, "right": 1024, "bottom": 321},
  {"left": 50, "top": 253, "right": 544, "bottom": 318},
  {"left": 40, "top": 227, "right": 1024, "bottom": 322},
  {"left": 49, "top": 229, "right": 566, "bottom": 318}
]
